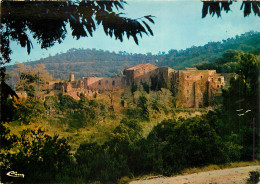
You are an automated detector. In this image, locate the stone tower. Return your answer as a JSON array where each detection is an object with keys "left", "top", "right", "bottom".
[{"left": 69, "top": 73, "right": 75, "bottom": 82}]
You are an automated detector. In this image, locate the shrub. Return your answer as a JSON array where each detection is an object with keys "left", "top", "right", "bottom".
[
  {"left": 137, "top": 96, "right": 149, "bottom": 120},
  {"left": 143, "top": 117, "right": 229, "bottom": 174},
  {"left": 1, "top": 129, "right": 72, "bottom": 183},
  {"left": 247, "top": 171, "right": 260, "bottom": 184},
  {"left": 12, "top": 97, "right": 45, "bottom": 124},
  {"left": 75, "top": 143, "right": 130, "bottom": 183},
  {"left": 59, "top": 95, "right": 78, "bottom": 111}
]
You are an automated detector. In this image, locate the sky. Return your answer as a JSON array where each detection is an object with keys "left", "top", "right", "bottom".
[{"left": 8, "top": 0, "right": 260, "bottom": 65}]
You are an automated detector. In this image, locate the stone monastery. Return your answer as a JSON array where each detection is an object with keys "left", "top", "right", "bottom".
[{"left": 53, "top": 63, "right": 225, "bottom": 108}]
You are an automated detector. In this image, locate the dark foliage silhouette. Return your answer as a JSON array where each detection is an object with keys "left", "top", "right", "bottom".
[
  {"left": 1, "top": 129, "right": 72, "bottom": 183},
  {"left": 202, "top": 1, "right": 260, "bottom": 18},
  {"left": 0, "top": 0, "right": 154, "bottom": 65}
]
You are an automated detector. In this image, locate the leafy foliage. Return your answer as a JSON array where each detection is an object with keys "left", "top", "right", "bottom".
[
  {"left": 150, "top": 75, "right": 167, "bottom": 91},
  {"left": 160, "top": 31, "right": 260, "bottom": 70},
  {"left": 59, "top": 95, "right": 79, "bottom": 111},
  {"left": 69, "top": 52, "right": 259, "bottom": 182},
  {"left": 196, "top": 50, "right": 259, "bottom": 74},
  {"left": 44, "top": 96, "right": 60, "bottom": 114},
  {"left": 75, "top": 118, "right": 142, "bottom": 183},
  {"left": 12, "top": 97, "right": 45, "bottom": 124},
  {"left": 141, "top": 117, "right": 229, "bottom": 175},
  {"left": 141, "top": 81, "right": 150, "bottom": 93},
  {"left": 8, "top": 63, "right": 53, "bottom": 97},
  {"left": 137, "top": 96, "right": 149, "bottom": 120},
  {"left": 204, "top": 52, "right": 259, "bottom": 160},
  {"left": 0, "top": 123, "right": 17, "bottom": 151},
  {"left": 74, "top": 116, "right": 240, "bottom": 182},
  {"left": 131, "top": 82, "right": 138, "bottom": 94},
  {"left": 55, "top": 94, "right": 112, "bottom": 128},
  {"left": 0, "top": 129, "right": 72, "bottom": 183},
  {"left": 247, "top": 171, "right": 260, "bottom": 184},
  {"left": 1, "top": 1, "right": 154, "bottom": 64},
  {"left": 202, "top": 1, "right": 260, "bottom": 18}
]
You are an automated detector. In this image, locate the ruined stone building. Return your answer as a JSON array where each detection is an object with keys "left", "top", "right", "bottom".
[
  {"left": 125, "top": 63, "right": 159, "bottom": 84},
  {"left": 53, "top": 63, "right": 226, "bottom": 108},
  {"left": 173, "top": 68, "right": 224, "bottom": 108}
]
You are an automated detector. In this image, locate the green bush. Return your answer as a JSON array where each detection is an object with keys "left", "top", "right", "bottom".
[
  {"left": 141, "top": 82, "right": 150, "bottom": 93},
  {"left": 247, "top": 171, "right": 260, "bottom": 184},
  {"left": 44, "top": 96, "right": 60, "bottom": 113},
  {"left": 142, "top": 117, "right": 229, "bottom": 174},
  {"left": 75, "top": 118, "right": 143, "bottom": 183},
  {"left": 75, "top": 143, "right": 130, "bottom": 183},
  {"left": 59, "top": 95, "right": 78, "bottom": 111},
  {"left": 1, "top": 129, "right": 72, "bottom": 183},
  {"left": 225, "top": 141, "right": 243, "bottom": 162},
  {"left": 137, "top": 96, "right": 149, "bottom": 120},
  {"left": 12, "top": 97, "right": 45, "bottom": 124}
]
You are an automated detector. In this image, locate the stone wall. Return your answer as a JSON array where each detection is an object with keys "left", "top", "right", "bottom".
[
  {"left": 84, "top": 76, "right": 126, "bottom": 92},
  {"left": 51, "top": 64, "right": 226, "bottom": 106},
  {"left": 125, "top": 63, "right": 158, "bottom": 84},
  {"left": 63, "top": 88, "right": 97, "bottom": 100},
  {"left": 155, "top": 67, "right": 176, "bottom": 87},
  {"left": 175, "top": 68, "right": 225, "bottom": 108}
]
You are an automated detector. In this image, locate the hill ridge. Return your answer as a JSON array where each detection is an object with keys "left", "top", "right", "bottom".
[{"left": 6, "top": 31, "right": 259, "bottom": 80}]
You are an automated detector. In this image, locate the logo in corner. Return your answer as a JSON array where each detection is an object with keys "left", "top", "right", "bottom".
[{"left": 6, "top": 171, "right": 25, "bottom": 178}]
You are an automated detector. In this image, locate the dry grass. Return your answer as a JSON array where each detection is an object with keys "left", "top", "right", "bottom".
[
  {"left": 5, "top": 113, "right": 123, "bottom": 151},
  {"left": 181, "top": 161, "right": 260, "bottom": 175},
  {"left": 133, "top": 161, "right": 260, "bottom": 181}
]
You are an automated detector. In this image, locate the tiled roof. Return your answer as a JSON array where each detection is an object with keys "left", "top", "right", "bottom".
[{"left": 126, "top": 63, "right": 157, "bottom": 71}]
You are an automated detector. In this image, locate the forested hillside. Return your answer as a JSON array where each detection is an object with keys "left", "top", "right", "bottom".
[
  {"left": 6, "top": 31, "right": 259, "bottom": 80},
  {"left": 159, "top": 31, "right": 259, "bottom": 69}
]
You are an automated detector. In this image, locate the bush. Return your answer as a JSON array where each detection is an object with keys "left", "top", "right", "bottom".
[
  {"left": 12, "top": 97, "right": 45, "bottom": 124},
  {"left": 75, "top": 143, "right": 130, "bottom": 183},
  {"left": 247, "top": 171, "right": 260, "bottom": 184},
  {"left": 44, "top": 96, "right": 60, "bottom": 113},
  {"left": 143, "top": 117, "right": 229, "bottom": 174},
  {"left": 141, "top": 82, "right": 150, "bottom": 93},
  {"left": 59, "top": 95, "right": 78, "bottom": 111},
  {"left": 151, "top": 99, "right": 160, "bottom": 112},
  {"left": 137, "top": 96, "right": 149, "bottom": 120},
  {"left": 225, "top": 141, "right": 243, "bottom": 162},
  {"left": 125, "top": 107, "right": 140, "bottom": 119},
  {"left": 0, "top": 129, "right": 72, "bottom": 183},
  {"left": 75, "top": 118, "right": 143, "bottom": 183}
]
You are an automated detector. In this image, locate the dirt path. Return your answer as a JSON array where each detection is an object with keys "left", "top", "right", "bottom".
[{"left": 131, "top": 165, "right": 260, "bottom": 184}]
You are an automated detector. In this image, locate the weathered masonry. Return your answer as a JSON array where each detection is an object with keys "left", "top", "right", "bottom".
[
  {"left": 173, "top": 68, "right": 224, "bottom": 108},
  {"left": 125, "top": 63, "right": 158, "bottom": 84},
  {"left": 53, "top": 64, "right": 226, "bottom": 108}
]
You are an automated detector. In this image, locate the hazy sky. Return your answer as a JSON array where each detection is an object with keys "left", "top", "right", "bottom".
[{"left": 8, "top": 1, "right": 260, "bottom": 65}]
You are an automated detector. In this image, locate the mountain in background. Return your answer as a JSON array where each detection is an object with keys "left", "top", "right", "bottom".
[{"left": 6, "top": 31, "right": 259, "bottom": 80}]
